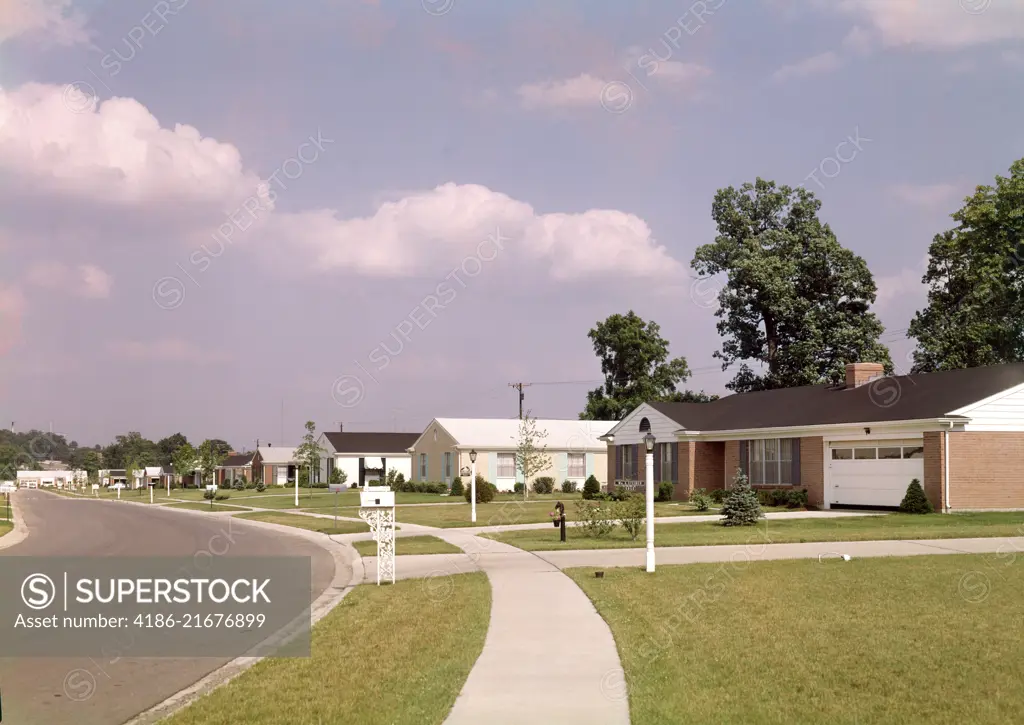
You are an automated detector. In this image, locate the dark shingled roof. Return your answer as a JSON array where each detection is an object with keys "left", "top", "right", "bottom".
[
  {"left": 649, "top": 363, "right": 1024, "bottom": 432},
  {"left": 219, "top": 453, "right": 256, "bottom": 468},
  {"left": 322, "top": 432, "right": 419, "bottom": 454}
]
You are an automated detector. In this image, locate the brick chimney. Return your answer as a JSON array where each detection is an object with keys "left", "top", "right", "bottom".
[{"left": 845, "top": 362, "right": 885, "bottom": 388}]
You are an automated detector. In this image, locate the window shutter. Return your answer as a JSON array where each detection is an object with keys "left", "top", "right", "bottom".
[
  {"left": 632, "top": 444, "right": 640, "bottom": 478},
  {"left": 615, "top": 445, "right": 622, "bottom": 480},
  {"left": 488, "top": 453, "right": 497, "bottom": 483},
  {"left": 671, "top": 444, "right": 679, "bottom": 484},
  {"left": 585, "top": 453, "right": 594, "bottom": 479},
  {"left": 738, "top": 440, "right": 749, "bottom": 482},
  {"left": 791, "top": 438, "right": 801, "bottom": 486},
  {"left": 653, "top": 444, "right": 662, "bottom": 482}
]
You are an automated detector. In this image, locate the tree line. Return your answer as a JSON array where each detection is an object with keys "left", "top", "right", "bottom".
[{"left": 581, "top": 159, "right": 1024, "bottom": 419}]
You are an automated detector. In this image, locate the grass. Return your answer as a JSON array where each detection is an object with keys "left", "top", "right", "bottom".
[
  {"left": 568, "top": 554, "right": 1024, "bottom": 724},
  {"left": 233, "top": 510, "right": 371, "bottom": 534},
  {"left": 164, "top": 572, "right": 490, "bottom": 725},
  {"left": 49, "top": 487, "right": 167, "bottom": 503},
  {"left": 485, "top": 511, "right": 1024, "bottom": 550},
  {"left": 352, "top": 535, "right": 462, "bottom": 557},
  {"left": 395, "top": 499, "right": 695, "bottom": 528},
  {"left": 0, "top": 521, "right": 10, "bottom": 538},
  {"left": 214, "top": 489, "right": 460, "bottom": 509},
  {"left": 165, "top": 501, "right": 252, "bottom": 512}
]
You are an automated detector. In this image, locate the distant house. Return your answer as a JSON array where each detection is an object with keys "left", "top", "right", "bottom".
[
  {"left": 317, "top": 427, "right": 418, "bottom": 488},
  {"left": 99, "top": 469, "right": 127, "bottom": 487},
  {"left": 407, "top": 418, "right": 616, "bottom": 491},
  {"left": 216, "top": 451, "right": 262, "bottom": 486},
  {"left": 19, "top": 469, "right": 86, "bottom": 488},
  {"left": 164, "top": 464, "right": 197, "bottom": 488},
  {"left": 258, "top": 445, "right": 299, "bottom": 486}
]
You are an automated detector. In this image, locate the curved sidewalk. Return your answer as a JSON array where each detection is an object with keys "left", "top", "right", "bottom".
[{"left": 432, "top": 530, "right": 630, "bottom": 725}]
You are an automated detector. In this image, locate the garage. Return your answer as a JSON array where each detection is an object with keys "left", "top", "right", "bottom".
[{"left": 828, "top": 440, "right": 924, "bottom": 507}]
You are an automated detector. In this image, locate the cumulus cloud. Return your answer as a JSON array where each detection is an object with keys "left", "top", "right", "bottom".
[
  {"left": 108, "top": 338, "right": 230, "bottom": 365},
  {"left": 0, "top": 0, "right": 90, "bottom": 47},
  {"left": 516, "top": 73, "right": 612, "bottom": 110},
  {"left": 832, "top": 0, "right": 1024, "bottom": 49},
  {"left": 888, "top": 182, "right": 962, "bottom": 210},
  {"left": 25, "top": 261, "right": 112, "bottom": 298},
  {"left": 875, "top": 255, "right": 928, "bottom": 310},
  {"left": 772, "top": 51, "right": 843, "bottom": 82}
]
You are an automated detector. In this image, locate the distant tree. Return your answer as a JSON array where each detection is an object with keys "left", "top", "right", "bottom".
[
  {"left": 581, "top": 311, "right": 692, "bottom": 420},
  {"left": 207, "top": 439, "right": 233, "bottom": 459},
  {"left": 157, "top": 433, "right": 189, "bottom": 467},
  {"left": 692, "top": 178, "right": 892, "bottom": 392},
  {"left": 909, "top": 158, "right": 1024, "bottom": 372},
  {"left": 124, "top": 458, "right": 138, "bottom": 492},
  {"left": 294, "top": 421, "right": 323, "bottom": 497},
  {"left": 81, "top": 450, "right": 101, "bottom": 484},
  {"left": 673, "top": 390, "right": 719, "bottom": 403},
  {"left": 196, "top": 440, "right": 225, "bottom": 489},
  {"left": 515, "top": 412, "right": 551, "bottom": 501},
  {"left": 171, "top": 442, "right": 197, "bottom": 488}
]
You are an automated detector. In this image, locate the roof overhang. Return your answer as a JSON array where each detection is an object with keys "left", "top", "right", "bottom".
[
  {"left": 670, "top": 416, "right": 971, "bottom": 441},
  {"left": 331, "top": 451, "right": 412, "bottom": 457}
]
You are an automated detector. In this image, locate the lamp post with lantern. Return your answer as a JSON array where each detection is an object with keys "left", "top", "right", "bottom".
[
  {"left": 469, "top": 449, "right": 478, "bottom": 523},
  {"left": 644, "top": 431, "right": 656, "bottom": 573}
]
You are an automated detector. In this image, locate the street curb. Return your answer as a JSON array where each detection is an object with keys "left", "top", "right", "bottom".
[
  {"left": 0, "top": 490, "right": 29, "bottom": 551},
  {"left": 122, "top": 516, "right": 364, "bottom": 725}
]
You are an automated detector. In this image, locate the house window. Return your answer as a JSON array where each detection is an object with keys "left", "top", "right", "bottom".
[
  {"left": 903, "top": 446, "right": 924, "bottom": 459},
  {"left": 444, "top": 452, "right": 452, "bottom": 481},
  {"left": 831, "top": 448, "right": 853, "bottom": 460},
  {"left": 568, "top": 453, "right": 585, "bottom": 478},
  {"left": 877, "top": 447, "right": 902, "bottom": 460},
  {"left": 622, "top": 445, "right": 634, "bottom": 479},
  {"left": 419, "top": 453, "right": 427, "bottom": 480},
  {"left": 854, "top": 448, "right": 876, "bottom": 460},
  {"left": 747, "top": 439, "right": 794, "bottom": 485},
  {"left": 497, "top": 453, "right": 515, "bottom": 478},
  {"left": 660, "top": 443, "right": 673, "bottom": 478}
]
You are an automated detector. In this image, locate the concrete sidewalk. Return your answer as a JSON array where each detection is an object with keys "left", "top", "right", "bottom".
[{"left": 431, "top": 531, "right": 630, "bottom": 725}]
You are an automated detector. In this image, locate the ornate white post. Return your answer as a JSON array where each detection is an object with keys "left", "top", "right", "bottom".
[
  {"left": 359, "top": 486, "right": 396, "bottom": 585},
  {"left": 469, "top": 449, "right": 478, "bottom": 524},
  {"left": 644, "top": 431, "right": 656, "bottom": 573}
]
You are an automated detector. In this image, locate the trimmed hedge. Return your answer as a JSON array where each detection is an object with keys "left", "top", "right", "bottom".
[
  {"left": 464, "top": 477, "right": 497, "bottom": 504},
  {"left": 532, "top": 477, "right": 555, "bottom": 494}
]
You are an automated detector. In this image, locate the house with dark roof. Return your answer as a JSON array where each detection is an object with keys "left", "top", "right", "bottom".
[
  {"left": 317, "top": 426, "right": 419, "bottom": 487},
  {"left": 603, "top": 362, "right": 1024, "bottom": 511},
  {"left": 216, "top": 451, "right": 262, "bottom": 487}
]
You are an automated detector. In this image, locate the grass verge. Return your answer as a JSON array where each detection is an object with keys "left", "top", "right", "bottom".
[
  {"left": 165, "top": 502, "right": 252, "bottom": 512},
  {"left": 352, "top": 535, "right": 461, "bottom": 557},
  {"left": 0, "top": 520, "right": 11, "bottom": 538},
  {"left": 395, "top": 500, "right": 694, "bottom": 528},
  {"left": 233, "top": 511, "right": 371, "bottom": 534},
  {"left": 486, "top": 512, "right": 1024, "bottom": 551},
  {"left": 164, "top": 572, "right": 490, "bottom": 725},
  {"left": 569, "top": 554, "right": 1024, "bottom": 724}
]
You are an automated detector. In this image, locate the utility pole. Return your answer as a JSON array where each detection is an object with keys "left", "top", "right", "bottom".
[{"left": 508, "top": 382, "right": 532, "bottom": 499}]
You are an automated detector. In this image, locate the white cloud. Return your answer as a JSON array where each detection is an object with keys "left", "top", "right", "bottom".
[
  {"left": 0, "top": 0, "right": 90, "bottom": 46},
  {"left": 108, "top": 339, "right": 230, "bottom": 365},
  {"left": 25, "top": 261, "right": 112, "bottom": 298},
  {"left": 875, "top": 255, "right": 928, "bottom": 310},
  {"left": 0, "top": 83, "right": 267, "bottom": 210},
  {"left": 644, "top": 60, "right": 713, "bottom": 84},
  {"left": 266, "top": 183, "right": 683, "bottom": 281},
  {"left": 888, "top": 182, "right": 962, "bottom": 210},
  {"left": 833, "top": 0, "right": 1024, "bottom": 49},
  {"left": 772, "top": 51, "right": 843, "bottom": 82},
  {"left": 516, "top": 73, "right": 611, "bottom": 110}
]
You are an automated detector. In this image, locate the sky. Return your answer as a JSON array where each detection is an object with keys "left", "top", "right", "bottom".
[{"left": 0, "top": 0, "right": 1022, "bottom": 448}]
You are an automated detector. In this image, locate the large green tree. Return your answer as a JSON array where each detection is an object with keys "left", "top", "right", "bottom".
[
  {"left": 580, "top": 311, "right": 693, "bottom": 420},
  {"left": 692, "top": 178, "right": 892, "bottom": 392},
  {"left": 294, "top": 421, "right": 322, "bottom": 492},
  {"left": 909, "top": 158, "right": 1024, "bottom": 372},
  {"left": 156, "top": 433, "right": 189, "bottom": 467}
]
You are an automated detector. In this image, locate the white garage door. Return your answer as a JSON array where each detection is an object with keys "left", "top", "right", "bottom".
[{"left": 829, "top": 441, "right": 924, "bottom": 507}]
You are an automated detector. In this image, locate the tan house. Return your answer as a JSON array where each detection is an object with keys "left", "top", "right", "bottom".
[
  {"left": 408, "top": 418, "right": 616, "bottom": 491},
  {"left": 603, "top": 362, "right": 1024, "bottom": 511}
]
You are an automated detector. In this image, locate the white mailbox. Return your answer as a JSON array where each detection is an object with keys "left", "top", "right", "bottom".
[{"left": 360, "top": 486, "right": 395, "bottom": 508}]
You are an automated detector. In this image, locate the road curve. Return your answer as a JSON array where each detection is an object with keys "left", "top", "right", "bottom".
[{"left": 0, "top": 490, "right": 337, "bottom": 725}]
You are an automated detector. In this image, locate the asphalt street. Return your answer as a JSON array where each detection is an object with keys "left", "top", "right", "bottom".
[{"left": 0, "top": 490, "right": 336, "bottom": 725}]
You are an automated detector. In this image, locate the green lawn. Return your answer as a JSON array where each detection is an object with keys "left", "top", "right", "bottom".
[
  {"left": 233, "top": 511, "right": 370, "bottom": 534},
  {"left": 568, "top": 554, "right": 1024, "bottom": 724},
  {"left": 49, "top": 488, "right": 168, "bottom": 503},
  {"left": 352, "top": 535, "right": 462, "bottom": 557},
  {"left": 164, "top": 572, "right": 490, "bottom": 725},
  {"left": 0, "top": 521, "right": 11, "bottom": 538},
  {"left": 486, "top": 512, "right": 1024, "bottom": 550},
  {"left": 395, "top": 499, "right": 697, "bottom": 528},
  {"left": 165, "top": 502, "right": 253, "bottom": 512}
]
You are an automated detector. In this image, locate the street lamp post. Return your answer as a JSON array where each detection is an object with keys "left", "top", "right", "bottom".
[
  {"left": 644, "top": 431, "right": 656, "bottom": 573},
  {"left": 469, "top": 449, "right": 478, "bottom": 523}
]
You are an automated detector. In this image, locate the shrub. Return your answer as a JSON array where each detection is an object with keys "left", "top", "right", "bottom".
[
  {"left": 513, "top": 482, "right": 525, "bottom": 495},
  {"left": 413, "top": 481, "right": 446, "bottom": 495},
  {"left": 203, "top": 488, "right": 215, "bottom": 501},
  {"left": 214, "top": 492, "right": 230, "bottom": 501},
  {"left": 899, "top": 479, "right": 933, "bottom": 514},
  {"left": 561, "top": 479, "right": 578, "bottom": 494},
  {"left": 689, "top": 488, "right": 711, "bottom": 512},
  {"left": 464, "top": 478, "right": 497, "bottom": 504},
  {"left": 657, "top": 481, "right": 675, "bottom": 502},
  {"left": 450, "top": 476, "right": 464, "bottom": 497},
  {"left": 573, "top": 499, "right": 616, "bottom": 538},
  {"left": 231, "top": 475, "right": 246, "bottom": 492},
  {"left": 709, "top": 488, "right": 726, "bottom": 504},
  {"left": 609, "top": 485, "right": 632, "bottom": 502},
  {"left": 255, "top": 480, "right": 266, "bottom": 493},
  {"left": 582, "top": 475, "right": 601, "bottom": 500},
  {"left": 532, "top": 476, "right": 555, "bottom": 494},
  {"left": 614, "top": 494, "right": 646, "bottom": 541},
  {"left": 787, "top": 488, "right": 809, "bottom": 509},
  {"left": 720, "top": 469, "right": 764, "bottom": 526}
]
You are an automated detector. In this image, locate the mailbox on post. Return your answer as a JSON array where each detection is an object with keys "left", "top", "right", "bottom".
[{"left": 358, "top": 486, "right": 396, "bottom": 585}]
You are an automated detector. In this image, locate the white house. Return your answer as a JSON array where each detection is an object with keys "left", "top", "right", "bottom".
[
  {"left": 17, "top": 469, "right": 86, "bottom": 489},
  {"left": 407, "top": 418, "right": 616, "bottom": 492},
  {"left": 258, "top": 445, "right": 299, "bottom": 486},
  {"left": 317, "top": 427, "right": 417, "bottom": 487}
]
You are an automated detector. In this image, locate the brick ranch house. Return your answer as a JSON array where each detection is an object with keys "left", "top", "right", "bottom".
[{"left": 603, "top": 362, "right": 1024, "bottom": 512}]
